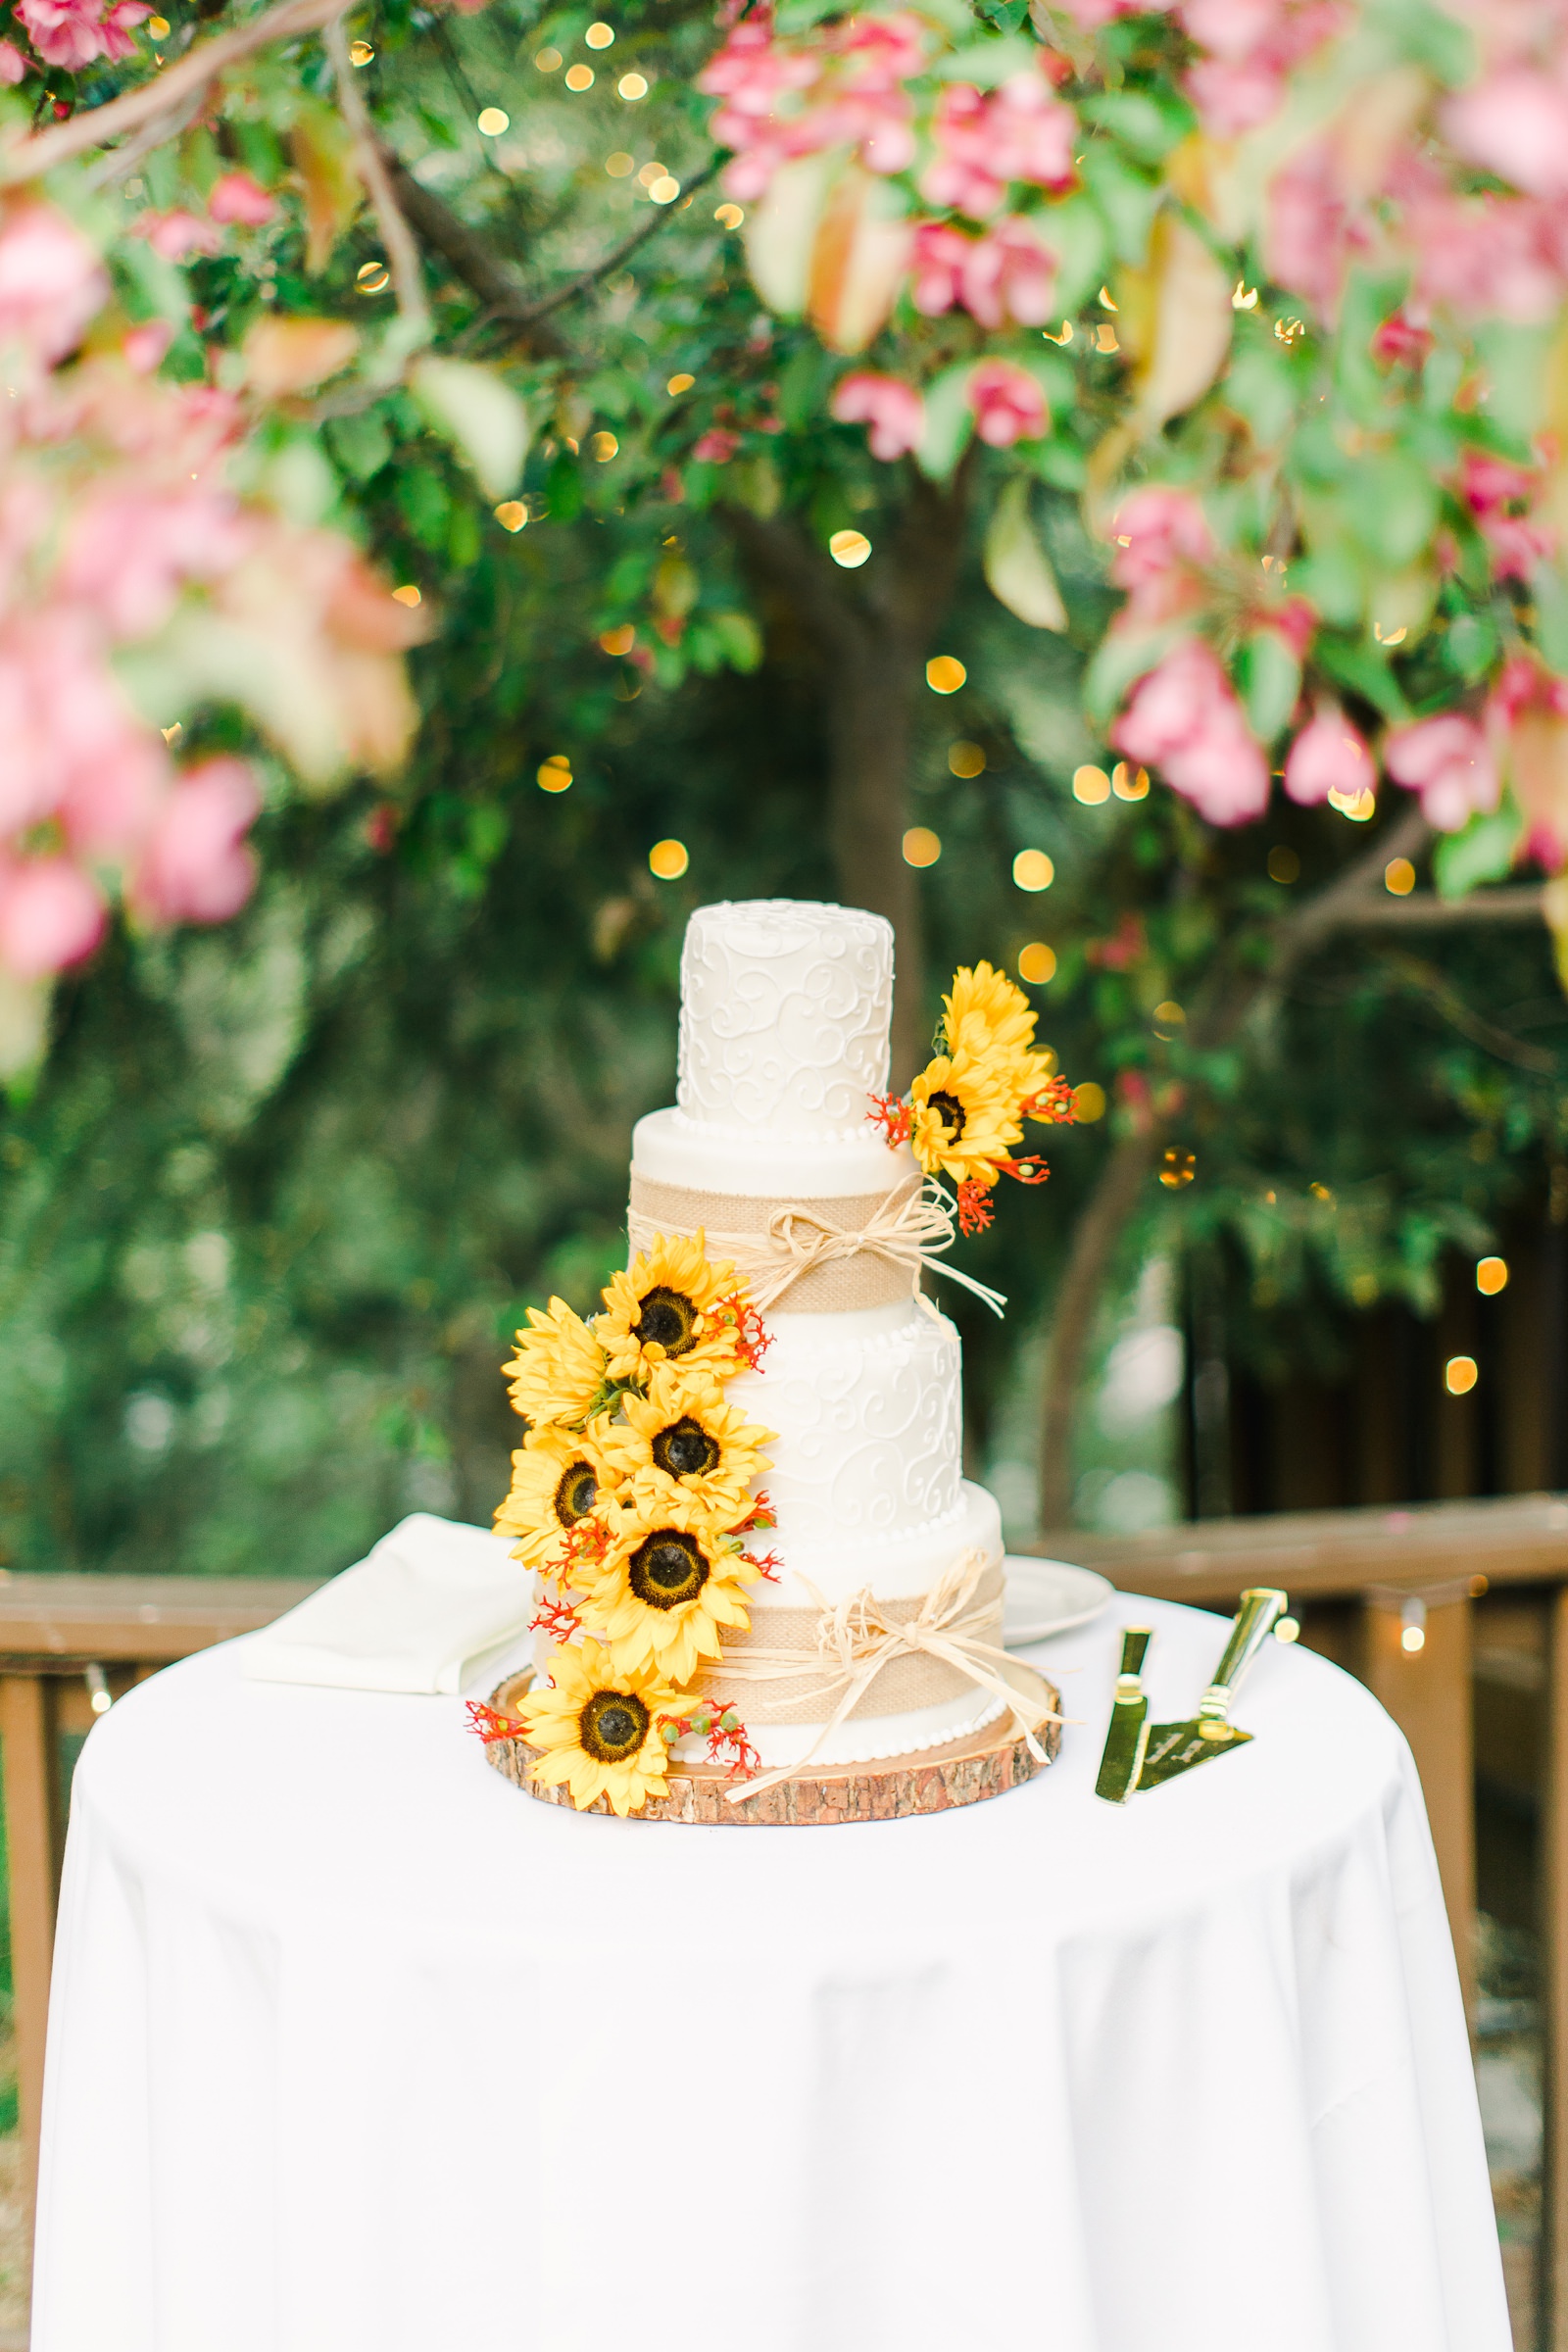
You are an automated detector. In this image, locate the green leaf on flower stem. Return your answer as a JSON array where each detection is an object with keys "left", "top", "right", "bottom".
[
  {"left": 1312, "top": 637, "right": 1411, "bottom": 722},
  {"left": 1079, "top": 147, "right": 1160, "bottom": 269},
  {"left": 934, "top": 33, "right": 1038, "bottom": 83},
  {"left": 396, "top": 464, "right": 450, "bottom": 551},
  {"left": 410, "top": 358, "right": 529, "bottom": 501},
  {"left": 1366, "top": 0, "right": 1474, "bottom": 85},
  {"left": 1236, "top": 630, "right": 1300, "bottom": 744},
  {"left": 1223, "top": 345, "right": 1298, "bottom": 451},
  {"left": 1345, "top": 453, "right": 1438, "bottom": 566},
  {"left": 1432, "top": 803, "right": 1523, "bottom": 900},
  {"left": 915, "top": 363, "right": 976, "bottom": 484},
  {"left": 1443, "top": 610, "right": 1499, "bottom": 684},
  {"left": 710, "top": 611, "right": 763, "bottom": 671},
  {"left": 1533, "top": 566, "right": 1568, "bottom": 676},
  {"left": 1079, "top": 88, "right": 1192, "bottom": 164},
  {"left": 1042, "top": 194, "right": 1108, "bottom": 316},
  {"left": 984, "top": 476, "right": 1068, "bottom": 630},
  {"left": 326, "top": 409, "right": 392, "bottom": 483}
]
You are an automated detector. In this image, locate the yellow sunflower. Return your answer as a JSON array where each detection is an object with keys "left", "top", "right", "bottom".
[
  {"left": 600, "top": 1362, "right": 774, "bottom": 1519},
  {"left": 908, "top": 1053, "right": 1023, "bottom": 1184},
  {"left": 494, "top": 1418, "right": 621, "bottom": 1570},
  {"left": 576, "top": 1485, "right": 761, "bottom": 1684},
  {"left": 595, "top": 1233, "right": 745, "bottom": 1385},
  {"left": 517, "top": 1640, "right": 685, "bottom": 1815},
  {"left": 503, "top": 1298, "right": 608, "bottom": 1428},
  {"left": 943, "top": 962, "right": 1039, "bottom": 1080}
]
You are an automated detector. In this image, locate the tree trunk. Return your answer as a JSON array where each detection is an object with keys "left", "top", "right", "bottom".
[
  {"left": 726, "top": 473, "right": 968, "bottom": 1086},
  {"left": 1037, "top": 1128, "right": 1162, "bottom": 1529}
]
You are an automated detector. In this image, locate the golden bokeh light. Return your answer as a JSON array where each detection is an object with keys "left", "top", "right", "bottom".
[
  {"left": 829, "top": 529, "right": 872, "bottom": 568},
  {"left": 1153, "top": 1000, "right": 1185, "bottom": 1034},
  {"left": 606, "top": 151, "right": 635, "bottom": 175},
  {"left": 564, "top": 62, "right": 595, "bottom": 90},
  {"left": 494, "top": 501, "right": 527, "bottom": 532},
  {"left": 1267, "top": 844, "right": 1300, "bottom": 883},
  {"left": 538, "top": 756, "right": 572, "bottom": 793},
  {"left": 714, "top": 202, "right": 745, "bottom": 228},
  {"left": 926, "top": 656, "right": 966, "bottom": 694},
  {"left": 348, "top": 37, "right": 373, "bottom": 64},
  {"left": 649, "top": 173, "right": 680, "bottom": 203},
  {"left": 590, "top": 430, "right": 619, "bottom": 461},
  {"left": 1476, "top": 1255, "right": 1509, "bottom": 1296},
  {"left": 649, "top": 838, "right": 689, "bottom": 879},
  {"left": 1072, "top": 1082, "right": 1107, "bottom": 1122},
  {"left": 1445, "top": 1354, "right": 1479, "bottom": 1396},
  {"left": 902, "top": 826, "right": 942, "bottom": 868},
  {"left": 1159, "top": 1148, "right": 1196, "bottom": 1188},
  {"left": 535, "top": 45, "right": 563, "bottom": 68},
  {"left": 1385, "top": 857, "right": 1416, "bottom": 896},
  {"left": 1012, "top": 848, "right": 1054, "bottom": 892},
  {"left": 1328, "top": 784, "right": 1376, "bottom": 820},
  {"left": 599, "top": 624, "right": 636, "bottom": 656},
  {"left": 391, "top": 584, "right": 421, "bottom": 607},
  {"left": 477, "top": 106, "right": 510, "bottom": 135},
  {"left": 948, "top": 741, "right": 986, "bottom": 778},
  {"left": 586, "top": 20, "right": 615, "bottom": 44},
  {"left": 666, "top": 372, "right": 695, "bottom": 395},
  {"left": 1111, "top": 760, "right": 1149, "bottom": 800},
  {"left": 356, "top": 260, "right": 390, "bottom": 293},
  {"left": 617, "top": 72, "right": 648, "bottom": 98},
  {"left": 1073, "top": 764, "right": 1111, "bottom": 805},
  {"left": 1018, "top": 942, "right": 1056, "bottom": 984}
]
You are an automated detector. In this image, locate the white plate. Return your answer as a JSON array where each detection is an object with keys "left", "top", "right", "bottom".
[{"left": 1002, "top": 1555, "right": 1114, "bottom": 1646}]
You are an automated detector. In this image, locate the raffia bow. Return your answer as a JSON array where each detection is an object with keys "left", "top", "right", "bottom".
[
  {"left": 718, "top": 1548, "right": 1060, "bottom": 1804},
  {"left": 627, "top": 1176, "right": 1006, "bottom": 1318}
]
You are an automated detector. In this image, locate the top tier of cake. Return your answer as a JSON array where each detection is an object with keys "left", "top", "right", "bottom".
[{"left": 677, "top": 900, "right": 892, "bottom": 1138}]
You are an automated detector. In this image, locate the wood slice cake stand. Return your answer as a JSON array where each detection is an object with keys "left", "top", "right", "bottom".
[{"left": 483, "top": 1669, "right": 1062, "bottom": 1826}]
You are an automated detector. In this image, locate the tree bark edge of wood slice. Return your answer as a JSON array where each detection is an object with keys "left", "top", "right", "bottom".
[{"left": 481, "top": 1670, "right": 1062, "bottom": 1826}]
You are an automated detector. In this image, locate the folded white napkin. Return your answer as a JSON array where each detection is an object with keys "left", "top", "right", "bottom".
[{"left": 242, "top": 1513, "right": 533, "bottom": 1696}]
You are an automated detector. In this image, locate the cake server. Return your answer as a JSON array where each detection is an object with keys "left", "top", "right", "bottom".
[
  {"left": 1137, "top": 1588, "right": 1288, "bottom": 1789},
  {"left": 1094, "top": 1625, "right": 1152, "bottom": 1804}
]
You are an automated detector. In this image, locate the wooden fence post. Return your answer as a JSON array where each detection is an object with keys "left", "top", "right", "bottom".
[{"left": 0, "top": 1673, "right": 63, "bottom": 2217}]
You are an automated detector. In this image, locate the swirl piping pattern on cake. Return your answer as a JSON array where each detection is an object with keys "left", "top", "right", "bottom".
[{"left": 677, "top": 899, "right": 893, "bottom": 1137}]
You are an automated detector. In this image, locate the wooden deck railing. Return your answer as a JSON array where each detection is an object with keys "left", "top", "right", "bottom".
[{"left": 4, "top": 1497, "right": 1568, "bottom": 2336}]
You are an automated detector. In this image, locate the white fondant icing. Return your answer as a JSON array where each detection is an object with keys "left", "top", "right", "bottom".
[
  {"left": 631, "top": 1106, "right": 913, "bottom": 1200},
  {"left": 742, "top": 1480, "right": 1004, "bottom": 1605},
  {"left": 675, "top": 1690, "right": 1004, "bottom": 1772},
  {"left": 677, "top": 900, "right": 893, "bottom": 1138},
  {"left": 730, "top": 1298, "right": 961, "bottom": 1548}
]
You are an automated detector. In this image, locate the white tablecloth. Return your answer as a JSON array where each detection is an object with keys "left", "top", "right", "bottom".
[{"left": 33, "top": 1595, "right": 1509, "bottom": 2352}]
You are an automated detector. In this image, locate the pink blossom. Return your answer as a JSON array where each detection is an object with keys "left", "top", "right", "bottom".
[
  {"left": 0, "top": 611, "right": 167, "bottom": 852},
  {"left": 967, "top": 359, "right": 1049, "bottom": 447},
  {"left": 0, "top": 206, "right": 107, "bottom": 367},
  {"left": 1460, "top": 447, "right": 1555, "bottom": 580},
  {"left": 693, "top": 428, "right": 740, "bottom": 464},
  {"left": 908, "top": 221, "right": 969, "bottom": 316},
  {"left": 122, "top": 318, "right": 173, "bottom": 375},
  {"left": 1384, "top": 712, "right": 1500, "bottom": 831},
  {"left": 1371, "top": 310, "right": 1432, "bottom": 368},
  {"left": 208, "top": 172, "right": 276, "bottom": 227},
  {"left": 1109, "top": 486, "right": 1215, "bottom": 618},
  {"left": 831, "top": 370, "right": 924, "bottom": 461},
  {"left": 1397, "top": 153, "right": 1565, "bottom": 324},
  {"left": 920, "top": 74, "right": 1075, "bottom": 219},
  {"left": 63, "top": 490, "right": 248, "bottom": 640},
  {"left": 0, "top": 39, "right": 27, "bottom": 79},
  {"left": 1111, "top": 640, "right": 1271, "bottom": 824},
  {"left": 1445, "top": 71, "right": 1568, "bottom": 202},
  {"left": 1282, "top": 705, "right": 1375, "bottom": 805},
  {"left": 133, "top": 210, "right": 222, "bottom": 263},
  {"left": 131, "top": 759, "right": 260, "bottom": 925},
  {"left": 1179, "top": 0, "right": 1340, "bottom": 130},
  {"left": 16, "top": 0, "right": 146, "bottom": 69},
  {"left": 0, "top": 857, "right": 105, "bottom": 977},
  {"left": 1185, "top": 56, "right": 1284, "bottom": 133},
  {"left": 1266, "top": 143, "right": 1357, "bottom": 319},
  {"left": 956, "top": 217, "right": 1056, "bottom": 328}
]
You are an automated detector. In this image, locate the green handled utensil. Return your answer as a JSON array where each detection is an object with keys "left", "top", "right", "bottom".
[
  {"left": 1137, "top": 1587, "right": 1289, "bottom": 1789},
  {"left": 1095, "top": 1625, "right": 1153, "bottom": 1804}
]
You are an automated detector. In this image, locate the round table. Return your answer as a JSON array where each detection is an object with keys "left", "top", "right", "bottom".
[{"left": 33, "top": 1595, "right": 1509, "bottom": 2352}]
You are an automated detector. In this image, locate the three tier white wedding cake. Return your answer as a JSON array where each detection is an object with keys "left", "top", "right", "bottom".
[{"left": 489, "top": 894, "right": 1067, "bottom": 1817}]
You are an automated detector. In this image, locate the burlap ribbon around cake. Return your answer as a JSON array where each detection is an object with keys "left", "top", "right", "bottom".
[
  {"left": 627, "top": 1174, "right": 1006, "bottom": 1316},
  {"left": 703, "top": 1548, "right": 1061, "bottom": 1804}
]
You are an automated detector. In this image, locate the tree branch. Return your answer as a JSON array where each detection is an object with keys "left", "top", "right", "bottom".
[
  {"left": 511, "top": 162, "right": 719, "bottom": 327},
  {"left": 381, "top": 156, "right": 571, "bottom": 358},
  {"left": 0, "top": 0, "right": 350, "bottom": 183},
  {"left": 325, "top": 20, "right": 429, "bottom": 344}
]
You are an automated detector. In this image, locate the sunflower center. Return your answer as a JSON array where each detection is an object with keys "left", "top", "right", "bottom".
[
  {"left": 578, "top": 1688, "right": 651, "bottom": 1762},
  {"left": 553, "top": 1461, "right": 598, "bottom": 1526},
  {"left": 634, "top": 1285, "right": 698, "bottom": 1357},
  {"left": 653, "top": 1417, "right": 721, "bottom": 1480},
  {"left": 927, "top": 1089, "right": 967, "bottom": 1141},
  {"left": 629, "top": 1529, "right": 709, "bottom": 1610}
]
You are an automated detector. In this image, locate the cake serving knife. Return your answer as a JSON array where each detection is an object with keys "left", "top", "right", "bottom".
[
  {"left": 1136, "top": 1587, "right": 1289, "bottom": 1789},
  {"left": 1094, "top": 1625, "right": 1153, "bottom": 1804}
]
